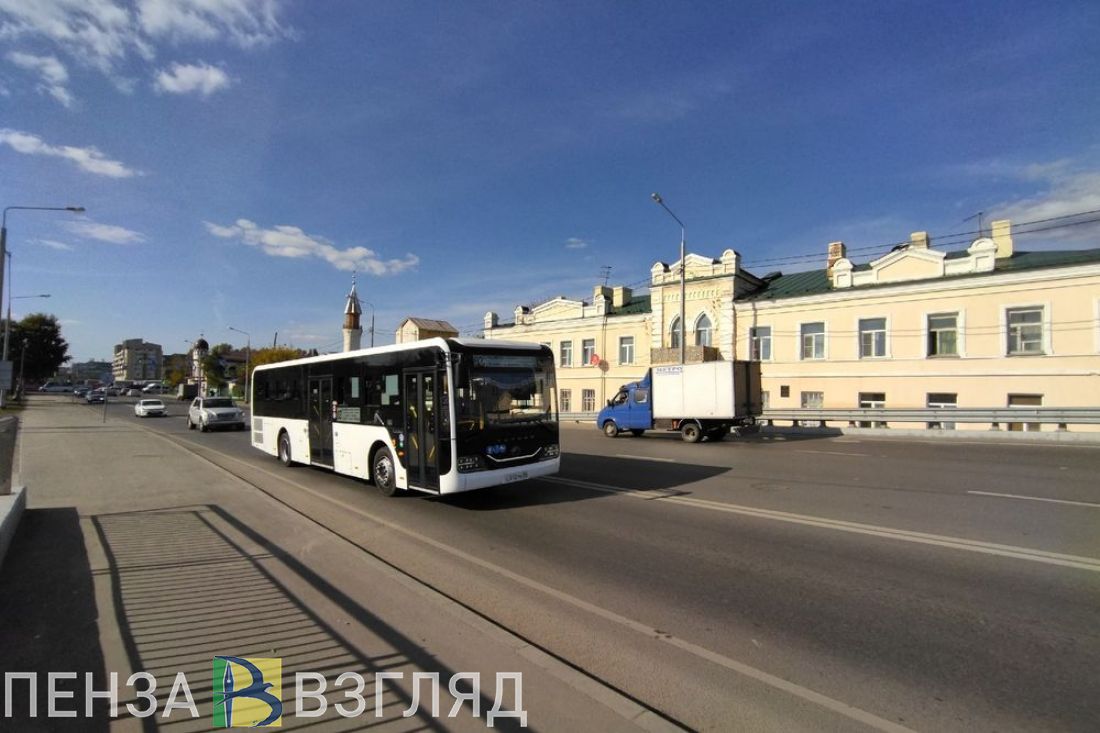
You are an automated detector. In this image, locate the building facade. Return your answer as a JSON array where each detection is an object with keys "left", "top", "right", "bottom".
[
  {"left": 112, "top": 339, "right": 164, "bottom": 382},
  {"left": 484, "top": 220, "right": 1100, "bottom": 430},
  {"left": 396, "top": 317, "right": 458, "bottom": 344}
]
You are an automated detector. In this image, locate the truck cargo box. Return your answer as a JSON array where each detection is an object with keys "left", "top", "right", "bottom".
[{"left": 651, "top": 362, "right": 758, "bottom": 419}]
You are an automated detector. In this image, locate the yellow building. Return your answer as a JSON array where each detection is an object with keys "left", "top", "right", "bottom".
[{"left": 484, "top": 220, "right": 1100, "bottom": 431}]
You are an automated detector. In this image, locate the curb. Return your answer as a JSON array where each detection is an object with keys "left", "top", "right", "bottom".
[{"left": 0, "top": 485, "right": 27, "bottom": 572}]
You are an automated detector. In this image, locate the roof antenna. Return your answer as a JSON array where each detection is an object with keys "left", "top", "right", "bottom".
[
  {"left": 963, "top": 211, "right": 985, "bottom": 238},
  {"left": 599, "top": 265, "right": 612, "bottom": 286}
]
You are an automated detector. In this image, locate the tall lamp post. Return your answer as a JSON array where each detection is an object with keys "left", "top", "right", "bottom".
[
  {"left": 228, "top": 326, "right": 251, "bottom": 402},
  {"left": 650, "top": 193, "right": 686, "bottom": 365},
  {"left": 1, "top": 205, "right": 84, "bottom": 406},
  {"left": 363, "top": 302, "right": 376, "bottom": 347}
]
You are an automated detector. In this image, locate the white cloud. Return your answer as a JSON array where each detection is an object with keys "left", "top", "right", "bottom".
[
  {"left": 66, "top": 221, "right": 146, "bottom": 244},
  {"left": 564, "top": 237, "right": 588, "bottom": 250},
  {"left": 205, "top": 219, "right": 420, "bottom": 275},
  {"left": 35, "top": 238, "right": 75, "bottom": 251},
  {"left": 0, "top": 0, "right": 289, "bottom": 87},
  {"left": 6, "top": 51, "right": 73, "bottom": 107},
  {"left": 154, "top": 61, "right": 230, "bottom": 96},
  {"left": 990, "top": 167, "right": 1100, "bottom": 242},
  {"left": 0, "top": 128, "right": 141, "bottom": 177}
]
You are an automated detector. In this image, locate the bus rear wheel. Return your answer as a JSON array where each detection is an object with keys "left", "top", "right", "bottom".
[{"left": 373, "top": 448, "right": 399, "bottom": 497}]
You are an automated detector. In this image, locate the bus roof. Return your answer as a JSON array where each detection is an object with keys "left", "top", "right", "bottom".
[{"left": 252, "top": 337, "right": 548, "bottom": 372}]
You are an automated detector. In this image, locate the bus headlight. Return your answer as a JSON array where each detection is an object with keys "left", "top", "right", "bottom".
[
  {"left": 458, "top": 455, "right": 486, "bottom": 472},
  {"left": 542, "top": 444, "right": 559, "bottom": 459}
]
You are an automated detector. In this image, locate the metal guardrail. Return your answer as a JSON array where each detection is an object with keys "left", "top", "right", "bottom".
[
  {"left": 0, "top": 415, "right": 17, "bottom": 495},
  {"left": 760, "top": 408, "right": 1100, "bottom": 427}
]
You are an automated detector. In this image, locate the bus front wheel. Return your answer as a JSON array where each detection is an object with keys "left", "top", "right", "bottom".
[
  {"left": 373, "top": 448, "right": 399, "bottom": 497},
  {"left": 278, "top": 432, "right": 293, "bottom": 467}
]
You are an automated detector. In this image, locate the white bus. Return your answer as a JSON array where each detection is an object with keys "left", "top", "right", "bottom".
[{"left": 250, "top": 338, "right": 560, "bottom": 495}]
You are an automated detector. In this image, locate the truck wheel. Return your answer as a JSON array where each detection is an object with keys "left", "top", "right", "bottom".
[
  {"left": 680, "top": 422, "right": 702, "bottom": 443},
  {"left": 630, "top": 429, "right": 645, "bottom": 437},
  {"left": 602, "top": 421, "right": 619, "bottom": 438}
]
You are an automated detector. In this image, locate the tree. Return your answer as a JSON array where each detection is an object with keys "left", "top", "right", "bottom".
[
  {"left": 9, "top": 313, "right": 70, "bottom": 383},
  {"left": 248, "top": 346, "right": 306, "bottom": 384},
  {"left": 201, "top": 354, "right": 227, "bottom": 391}
]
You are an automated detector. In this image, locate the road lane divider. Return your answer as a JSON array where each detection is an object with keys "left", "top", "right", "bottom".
[
  {"left": 967, "top": 490, "right": 1100, "bottom": 509},
  {"left": 546, "top": 477, "right": 1100, "bottom": 573}
]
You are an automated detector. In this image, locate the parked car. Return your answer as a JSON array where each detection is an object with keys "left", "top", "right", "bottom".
[
  {"left": 142, "top": 384, "right": 167, "bottom": 394},
  {"left": 39, "top": 382, "right": 72, "bottom": 393},
  {"left": 85, "top": 390, "right": 106, "bottom": 404},
  {"left": 73, "top": 386, "right": 91, "bottom": 397},
  {"left": 126, "top": 388, "right": 143, "bottom": 397},
  {"left": 103, "top": 387, "right": 121, "bottom": 397},
  {"left": 134, "top": 399, "right": 167, "bottom": 417},
  {"left": 187, "top": 397, "right": 247, "bottom": 432}
]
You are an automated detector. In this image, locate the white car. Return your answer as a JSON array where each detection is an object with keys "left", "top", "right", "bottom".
[
  {"left": 134, "top": 399, "right": 167, "bottom": 417},
  {"left": 188, "top": 397, "right": 247, "bottom": 432}
]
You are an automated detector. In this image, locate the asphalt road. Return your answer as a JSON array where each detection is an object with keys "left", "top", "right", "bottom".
[{"left": 80, "top": 397, "right": 1100, "bottom": 731}]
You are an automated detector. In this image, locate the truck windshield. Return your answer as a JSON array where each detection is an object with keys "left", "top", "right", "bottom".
[{"left": 456, "top": 353, "right": 555, "bottom": 431}]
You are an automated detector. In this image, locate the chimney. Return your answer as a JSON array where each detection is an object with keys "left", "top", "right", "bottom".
[
  {"left": 826, "top": 241, "right": 847, "bottom": 277},
  {"left": 593, "top": 285, "right": 612, "bottom": 302},
  {"left": 484, "top": 311, "right": 499, "bottom": 331},
  {"left": 990, "top": 219, "right": 1013, "bottom": 259},
  {"left": 909, "top": 231, "right": 930, "bottom": 249},
  {"left": 612, "top": 286, "right": 632, "bottom": 307}
]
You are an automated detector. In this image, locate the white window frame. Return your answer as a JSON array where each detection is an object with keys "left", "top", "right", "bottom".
[
  {"left": 1003, "top": 303, "right": 1051, "bottom": 356},
  {"left": 799, "top": 321, "right": 827, "bottom": 361},
  {"left": 800, "top": 390, "right": 824, "bottom": 408},
  {"left": 669, "top": 316, "right": 682, "bottom": 350},
  {"left": 857, "top": 316, "right": 889, "bottom": 359},
  {"left": 559, "top": 389, "right": 571, "bottom": 413},
  {"left": 618, "top": 336, "right": 635, "bottom": 365},
  {"left": 750, "top": 325, "right": 772, "bottom": 361},
  {"left": 559, "top": 340, "right": 573, "bottom": 368},
  {"left": 693, "top": 312, "right": 713, "bottom": 347},
  {"left": 924, "top": 310, "right": 964, "bottom": 358},
  {"left": 582, "top": 338, "right": 596, "bottom": 367},
  {"left": 581, "top": 388, "right": 596, "bottom": 412}
]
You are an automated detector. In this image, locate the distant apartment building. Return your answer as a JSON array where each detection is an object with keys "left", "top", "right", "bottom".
[
  {"left": 112, "top": 339, "right": 164, "bottom": 381},
  {"left": 70, "top": 360, "right": 113, "bottom": 384},
  {"left": 484, "top": 220, "right": 1100, "bottom": 431}
]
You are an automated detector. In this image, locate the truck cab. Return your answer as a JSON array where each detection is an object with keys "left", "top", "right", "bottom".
[{"left": 596, "top": 371, "right": 653, "bottom": 437}]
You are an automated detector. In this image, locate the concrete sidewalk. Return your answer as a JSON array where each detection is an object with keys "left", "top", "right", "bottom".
[{"left": 0, "top": 399, "right": 674, "bottom": 731}]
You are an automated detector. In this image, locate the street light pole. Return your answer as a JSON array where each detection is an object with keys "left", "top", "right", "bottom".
[
  {"left": 363, "top": 302, "right": 376, "bottom": 347},
  {"left": 228, "top": 326, "right": 251, "bottom": 403},
  {"left": 1, "top": 205, "right": 84, "bottom": 406},
  {"left": 651, "top": 193, "right": 687, "bottom": 365}
]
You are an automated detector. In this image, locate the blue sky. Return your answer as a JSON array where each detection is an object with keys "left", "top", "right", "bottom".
[{"left": 1, "top": 0, "right": 1098, "bottom": 363}]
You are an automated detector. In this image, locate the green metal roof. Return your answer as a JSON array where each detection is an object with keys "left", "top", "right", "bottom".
[
  {"left": 745, "top": 248, "right": 1100, "bottom": 301},
  {"left": 609, "top": 293, "right": 652, "bottom": 315}
]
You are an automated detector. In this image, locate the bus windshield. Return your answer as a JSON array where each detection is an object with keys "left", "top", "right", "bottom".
[{"left": 457, "top": 353, "right": 555, "bottom": 430}]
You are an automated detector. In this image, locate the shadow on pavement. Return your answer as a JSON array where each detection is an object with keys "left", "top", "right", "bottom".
[
  {"left": 441, "top": 454, "right": 729, "bottom": 511},
  {"left": 91, "top": 504, "right": 515, "bottom": 731},
  {"left": 0, "top": 508, "right": 108, "bottom": 732}
]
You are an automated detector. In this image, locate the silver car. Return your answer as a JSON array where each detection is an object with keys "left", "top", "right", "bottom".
[{"left": 187, "top": 397, "right": 247, "bottom": 432}]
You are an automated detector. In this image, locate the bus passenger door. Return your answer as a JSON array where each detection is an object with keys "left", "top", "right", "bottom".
[
  {"left": 308, "top": 376, "right": 334, "bottom": 466},
  {"left": 403, "top": 369, "right": 439, "bottom": 491}
]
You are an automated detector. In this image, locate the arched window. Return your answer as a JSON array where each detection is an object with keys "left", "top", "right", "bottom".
[
  {"left": 695, "top": 314, "right": 712, "bottom": 347},
  {"left": 669, "top": 317, "right": 682, "bottom": 349}
]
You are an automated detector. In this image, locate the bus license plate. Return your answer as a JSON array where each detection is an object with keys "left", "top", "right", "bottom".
[{"left": 504, "top": 470, "right": 529, "bottom": 483}]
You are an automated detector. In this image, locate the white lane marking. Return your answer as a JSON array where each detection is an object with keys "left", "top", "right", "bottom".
[
  {"left": 794, "top": 449, "right": 870, "bottom": 457},
  {"left": 546, "top": 477, "right": 1100, "bottom": 573},
  {"left": 166, "top": 438, "right": 912, "bottom": 733},
  {"left": 614, "top": 454, "right": 676, "bottom": 463},
  {"left": 967, "top": 490, "right": 1100, "bottom": 509}
]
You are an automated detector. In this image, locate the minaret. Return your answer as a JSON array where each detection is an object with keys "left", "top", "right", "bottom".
[{"left": 343, "top": 274, "right": 363, "bottom": 352}]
